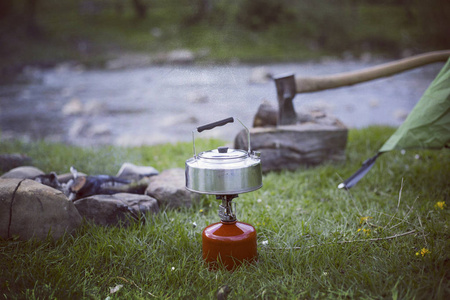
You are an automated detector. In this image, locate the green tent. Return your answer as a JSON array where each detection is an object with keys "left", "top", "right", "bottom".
[{"left": 339, "top": 58, "right": 450, "bottom": 189}]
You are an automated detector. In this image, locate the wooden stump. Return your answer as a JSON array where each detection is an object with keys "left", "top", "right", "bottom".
[{"left": 234, "top": 122, "right": 347, "bottom": 173}]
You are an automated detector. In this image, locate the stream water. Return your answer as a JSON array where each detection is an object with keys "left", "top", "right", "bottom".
[{"left": 0, "top": 60, "right": 444, "bottom": 147}]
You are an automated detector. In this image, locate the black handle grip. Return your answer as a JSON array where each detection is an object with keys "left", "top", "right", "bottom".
[{"left": 197, "top": 117, "right": 234, "bottom": 133}]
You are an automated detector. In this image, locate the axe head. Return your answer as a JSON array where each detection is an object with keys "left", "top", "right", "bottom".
[{"left": 274, "top": 74, "right": 297, "bottom": 125}]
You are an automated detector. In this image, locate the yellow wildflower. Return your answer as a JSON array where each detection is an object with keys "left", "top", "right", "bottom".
[
  {"left": 357, "top": 228, "right": 370, "bottom": 235},
  {"left": 415, "top": 248, "right": 431, "bottom": 257},
  {"left": 199, "top": 209, "right": 204, "bottom": 213},
  {"left": 360, "top": 216, "right": 372, "bottom": 224},
  {"left": 434, "top": 201, "right": 446, "bottom": 210}
]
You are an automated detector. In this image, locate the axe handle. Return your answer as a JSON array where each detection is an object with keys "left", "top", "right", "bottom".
[{"left": 295, "top": 50, "right": 450, "bottom": 93}]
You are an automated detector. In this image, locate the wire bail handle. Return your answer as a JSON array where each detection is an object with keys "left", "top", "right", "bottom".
[{"left": 191, "top": 117, "right": 251, "bottom": 159}]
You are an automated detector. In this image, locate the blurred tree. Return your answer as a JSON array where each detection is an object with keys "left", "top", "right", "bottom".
[
  {"left": 237, "top": 0, "right": 293, "bottom": 31},
  {"left": 415, "top": 0, "right": 450, "bottom": 49},
  {"left": 131, "top": 0, "right": 147, "bottom": 19},
  {"left": 25, "top": 0, "right": 42, "bottom": 36},
  {"left": 0, "top": 0, "right": 14, "bottom": 18},
  {"left": 114, "top": 0, "right": 124, "bottom": 15},
  {"left": 186, "top": 0, "right": 213, "bottom": 24}
]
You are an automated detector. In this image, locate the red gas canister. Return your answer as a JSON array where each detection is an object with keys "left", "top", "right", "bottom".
[{"left": 202, "top": 221, "right": 257, "bottom": 271}]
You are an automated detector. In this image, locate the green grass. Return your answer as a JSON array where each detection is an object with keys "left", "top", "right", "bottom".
[{"left": 1, "top": 127, "right": 449, "bottom": 299}]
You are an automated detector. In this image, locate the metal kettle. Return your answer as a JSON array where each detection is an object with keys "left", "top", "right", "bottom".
[{"left": 185, "top": 117, "right": 262, "bottom": 195}]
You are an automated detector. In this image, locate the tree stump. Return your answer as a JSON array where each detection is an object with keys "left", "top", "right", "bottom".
[{"left": 236, "top": 110, "right": 347, "bottom": 172}]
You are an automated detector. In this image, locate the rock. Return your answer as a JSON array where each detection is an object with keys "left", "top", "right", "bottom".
[
  {"left": 234, "top": 123, "right": 348, "bottom": 172},
  {"left": 187, "top": 91, "right": 209, "bottom": 103},
  {"left": 360, "top": 52, "right": 373, "bottom": 63},
  {"left": 166, "top": 49, "right": 195, "bottom": 64},
  {"left": 68, "top": 119, "right": 90, "bottom": 138},
  {"left": 296, "top": 112, "right": 315, "bottom": 123},
  {"left": 84, "top": 100, "right": 106, "bottom": 115},
  {"left": 88, "top": 123, "right": 111, "bottom": 137},
  {"left": 63, "top": 99, "right": 106, "bottom": 116},
  {"left": 151, "top": 27, "right": 162, "bottom": 38},
  {"left": 253, "top": 100, "right": 277, "bottom": 127},
  {"left": 116, "top": 162, "right": 159, "bottom": 181},
  {"left": 73, "top": 193, "right": 159, "bottom": 226},
  {"left": 306, "top": 100, "right": 334, "bottom": 113},
  {"left": 62, "top": 98, "right": 84, "bottom": 116},
  {"left": 216, "top": 285, "right": 231, "bottom": 300},
  {"left": 342, "top": 51, "right": 355, "bottom": 61},
  {"left": 197, "top": 48, "right": 210, "bottom": 59},
  {"left": 249, "top": 67, "right": 273, "bottom": 84},
  {"left": 0, "top": 179, "right": 82, "bottom": 240},
  {"left": 394, "top": 109, "right": 409, "bottom": 121},
  {"left": 106, "top": 54, "right": 152, "bottom": 70},
  {"left": 0, "top": 166, "right": 44, "bottom": 179},
  {"left": 145, "top": 168, "right": 199, "bottom": 208},
  {"left": 308, "top": 110, "right": 342, "bottom": 126},
  {"left": 0, "top": 154, "right": 33, "bottom": 173},
  {"left": 369, "top": 99, "right": 380, "bottom": 108},
  {"left": 68, "top": 119, "right": 112, "bottom": 140}
]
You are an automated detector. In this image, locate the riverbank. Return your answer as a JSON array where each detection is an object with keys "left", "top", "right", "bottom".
[{"left": 1, "top": 0, "right": 448, "bottom": 76}]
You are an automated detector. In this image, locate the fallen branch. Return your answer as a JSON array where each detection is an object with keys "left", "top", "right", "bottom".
[{"left": 268, "top": 230, "right": 417, "bottom": 250}]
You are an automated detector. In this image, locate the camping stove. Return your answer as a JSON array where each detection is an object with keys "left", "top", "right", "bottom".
[{"left": 185, "top": 117, "right": 262, "bottom": 270}]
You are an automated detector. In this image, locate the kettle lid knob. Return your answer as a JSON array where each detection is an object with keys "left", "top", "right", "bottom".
[{"left": 218, "top": 146, "right": 229, "bottom": 153}]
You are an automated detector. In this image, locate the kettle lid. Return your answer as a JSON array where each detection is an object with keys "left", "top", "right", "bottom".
[{"left": 198, "top": 147, "right": 247, "bottom": 163}]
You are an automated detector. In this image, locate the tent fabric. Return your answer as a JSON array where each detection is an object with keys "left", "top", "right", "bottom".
[
  {"left": 379, "top": 58, "right": 450, "bottom": 152},
  {"left": 339, "top": 57, "right": 450, "bottom": 189}
]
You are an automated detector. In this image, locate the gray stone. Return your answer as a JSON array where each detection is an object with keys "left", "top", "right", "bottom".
[
  {"left": 151, "top": 27, "right": 162, "bottom": 38},
  {"left": 0, "top": 166, "right": 44, "bottom": 179},
  {"left": 62, "top": 98, "right": 84, "bottom": 116},
  {"left": 0, "top": 179, "right": 82, "bottom": 240},
  {"left": 166, "top": 49, "right": 195, "bottom": 64},
  {"left": 249, "top": 67, "right": 273, "bottom": 84},
  {"left": 88, "top": 123, "right": 111, "bottom": 137},
  {"left": 74, "top": 193, "right": 159, "bottom": 226},
  {"left": 68, "top": 119, "right": 90, "bottom": 137},
  {"left": 68, "top": 119, "right": 111, "bottom": 139},
  {"left": 106, "top": 54, "right": 152, "bottom": 70},
  {"left": 84, "top": 100, "right": 107, "bottom": 116},
  {"left": 145, "top": 168, "right": 199, "bottom": 208},
  {"left": 116, "top": 162, "right": 159, "bottom": 181},
  {"left": 0, "top": 154, "right": 33, "bottom": 173},
  {"left": 394, "top": 109, "right": 409, "bottom": 121},
  {"left": 253, "top": 100, "right": 277, "bottom": 127},
  {"left": 235, "top": 123, "right": 347, "bottom": 172},
  {"left": 187, "top": 91, "right": 209, "bottom": 103}
]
